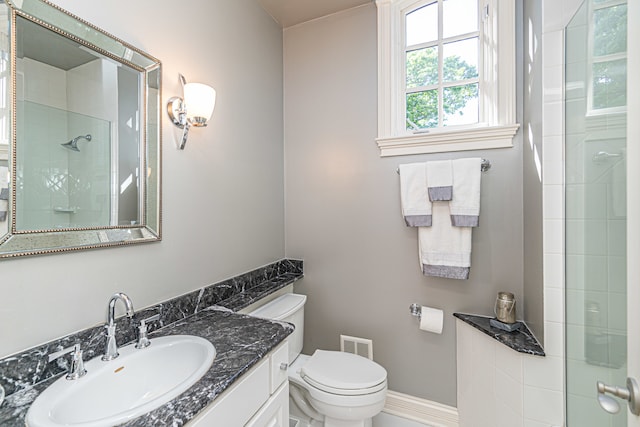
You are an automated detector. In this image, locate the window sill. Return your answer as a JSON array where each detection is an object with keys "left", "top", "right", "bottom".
[{"left": 376, "top": 124, "right": 520, "bottom": 157}]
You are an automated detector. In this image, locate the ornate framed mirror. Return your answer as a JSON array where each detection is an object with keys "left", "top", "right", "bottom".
[{"left": 0, "top": 0, "right": 161, "bottom": 258}]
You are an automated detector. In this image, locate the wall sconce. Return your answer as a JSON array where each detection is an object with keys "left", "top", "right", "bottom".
[{"left": 167, "top": 74, "right": 217, "bottom": 149}]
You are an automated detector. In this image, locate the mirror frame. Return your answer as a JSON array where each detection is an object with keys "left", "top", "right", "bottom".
[{"left": 0, "top": 0, "right": 162, "bottom": 258}]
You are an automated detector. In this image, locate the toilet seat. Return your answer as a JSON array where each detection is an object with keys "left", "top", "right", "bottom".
[{"left": 300, "top": 350, "right": 387, "bottom": 396}]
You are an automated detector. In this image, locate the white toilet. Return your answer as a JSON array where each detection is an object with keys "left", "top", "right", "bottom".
[{"left": 250, "top": 293, "right": 388, "bottom": 427}]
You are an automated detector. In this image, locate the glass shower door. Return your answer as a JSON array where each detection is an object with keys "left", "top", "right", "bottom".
[{"left": 564, "top": 1, "right": 640, "bottom": 426}]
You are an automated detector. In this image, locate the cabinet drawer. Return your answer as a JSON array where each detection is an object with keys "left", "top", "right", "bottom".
[{"left": 269, "top": 341, "right": 289, "bottom": 394}]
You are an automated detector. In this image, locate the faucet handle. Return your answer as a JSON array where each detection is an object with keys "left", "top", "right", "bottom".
[
  {"left": 135, "top": 314, "right": 160, "bottom": 349},
  {"left": 49, "top": 344, "right": 87, "bottom": 380}
]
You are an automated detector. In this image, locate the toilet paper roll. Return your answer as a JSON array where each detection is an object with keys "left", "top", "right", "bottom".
[{"left": 419, "top": 306, "right": 444, "bottom": 334}]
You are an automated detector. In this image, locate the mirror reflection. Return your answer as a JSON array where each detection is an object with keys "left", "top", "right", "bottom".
[
  {"left": 15, "top": 15, "right": 141, "bottom": 231},
  {"left": 0, "top": 3, "right": 8, "bottom": 240}
]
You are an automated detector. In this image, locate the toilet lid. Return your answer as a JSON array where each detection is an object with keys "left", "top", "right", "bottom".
[{"left": 300, "top": 350, "right": 387, "bottom": 394}]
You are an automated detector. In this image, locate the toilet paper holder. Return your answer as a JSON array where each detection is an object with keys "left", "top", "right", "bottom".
[
  {"left": 409, "top": 303, "right": 444, "bottom": 334},
  {"left": 409, "top": 303, "right": 422, "bottom": 319}
]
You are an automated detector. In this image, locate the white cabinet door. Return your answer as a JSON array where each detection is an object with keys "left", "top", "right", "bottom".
[{"left": 245, "top": 382, "right": 289, "bottom": 427}]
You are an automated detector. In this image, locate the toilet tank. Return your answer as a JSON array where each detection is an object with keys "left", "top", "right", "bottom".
[{"left": 249, "top": 293, "right": 306, "bottom": 363}]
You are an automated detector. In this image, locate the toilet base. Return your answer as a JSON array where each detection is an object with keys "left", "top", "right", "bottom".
[{"left": 289, "top": 394, "right": 373, "bottom": 427}]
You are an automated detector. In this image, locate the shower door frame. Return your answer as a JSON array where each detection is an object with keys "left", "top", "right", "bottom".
[{"left": 625, "top": 1, "right": 640, "bottom": 425}]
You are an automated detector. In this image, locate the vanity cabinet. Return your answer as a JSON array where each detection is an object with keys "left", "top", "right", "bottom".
[{"left": 188, "top": 341, "right": 289, "bottom": 426}]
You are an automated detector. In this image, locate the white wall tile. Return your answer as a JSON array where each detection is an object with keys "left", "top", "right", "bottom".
[
  {"left": 456, "top": 321, "right": 474, "bottom": 409},
  {"left": 543, "top": 220, "right": 563, "bottom": 253},
  {"left": 542, "top": 0, "right": 564, "bottom": 32},
  {"left": 495, "top": 343, "right": 523, "bottom": 382},
  {"left": 524, "top": 355, "right": 563, "bottom": 391},
  {"left": 543, "top": 253, "right": 564, "bottom": 288},
  {"left": 543, "top": 321, "right": 564, "bottom": 358},
  {"left": 542, "top": 31, "right": 563, "bottom": 68},
  {"left": 542, "top": 101, "right": 563, "bottom": 137},
  {"left": 563, "top": 0, "right": 586, "bottom": 28},
  {"left": 544, "top": 287, "right": 564, "bottom": 323},
  {"left": 543, "top": 65, "right": 563, "bottom": 103},
  {"left": 524, "top": 386, "right": 564, "bottom": 425},
  {"left": 496, "top": 400, "right": 524, "bottom": 427},
  {"left": 543, "top": 184, "right": 563, "bottom": 220},
  {"left": 542, "top": 136, "right": 563, "bottom": 185},
  {"left": 495, "top": 368, "right": 523, "bottom": 417}
]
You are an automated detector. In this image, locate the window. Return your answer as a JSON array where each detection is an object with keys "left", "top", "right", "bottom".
[
  {"left": 405, "top": 0, "right": 480, "bottom": 130},
  {"left": 376, "top": 0, "right": 519, "bottom": 156},
  {"left": 588, "top": 0, "right": 627, "bottom": 115}
]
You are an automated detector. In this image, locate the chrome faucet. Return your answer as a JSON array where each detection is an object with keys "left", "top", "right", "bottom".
[
  {"left": 49, "top": 343, "right": 87, "bottom": 380},
  {"left": 102, "top": 292, "right": 134, "bottom": 361}
]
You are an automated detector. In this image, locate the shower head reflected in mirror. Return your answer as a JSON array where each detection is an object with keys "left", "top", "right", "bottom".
[{"left": 61, "top": 134, "right": 92, "bottom": 152}]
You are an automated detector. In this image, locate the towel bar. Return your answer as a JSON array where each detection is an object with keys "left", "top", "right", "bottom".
[
  {"left": 409, "top": 303, "right": 422, "bottom": 319},
  {"left": 396, "top": 158, "right": 491, "bottom": 174}
]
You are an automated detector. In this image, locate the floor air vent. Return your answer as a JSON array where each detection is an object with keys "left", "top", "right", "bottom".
[{"left": 340, "top": 335, "right": 373, "bottom": 360}]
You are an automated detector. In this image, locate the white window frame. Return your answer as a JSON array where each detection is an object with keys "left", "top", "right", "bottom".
[{"left": 375, "top": 0, "right": 519, "bottom": 157}]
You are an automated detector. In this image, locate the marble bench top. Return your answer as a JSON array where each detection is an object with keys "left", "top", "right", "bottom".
[{"left": 454, "top": 313, "right": 545, "bottom": 357}]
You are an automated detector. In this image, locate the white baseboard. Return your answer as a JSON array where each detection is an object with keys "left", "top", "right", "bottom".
[{"left": 382, "top": 390, "right": 459, "bottom": 427}]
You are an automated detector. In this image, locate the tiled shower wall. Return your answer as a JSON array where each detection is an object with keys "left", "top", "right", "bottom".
[{"left": 457, "top": 1, "right": 587, "bottom": 426}]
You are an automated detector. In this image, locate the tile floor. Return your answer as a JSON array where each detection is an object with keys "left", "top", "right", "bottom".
[{"left": 373, "top": 412, "right": 431, "bottom": 427}]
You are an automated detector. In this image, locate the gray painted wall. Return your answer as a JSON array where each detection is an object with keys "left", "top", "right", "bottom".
[
  {"left": 284, "top": 4, "right": 526, "bottom": 406},
  {"left": 523, "top": 0, "right": 545, "bottom": 342},
  {"left": 1, "top": 0, "right": 545, "bottom": 411},
  {"left": 0, "top": 0, "right": 285, "bottom": 357}
]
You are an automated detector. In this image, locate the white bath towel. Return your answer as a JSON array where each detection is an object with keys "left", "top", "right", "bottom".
[
  {"left": 399, "top": 163, "right": 432, "bottom": 227},
  {"left": 419, "top": 202, "right": 472, "bottom": 280},
  {"left": 426, "top": 160, "right": 453, "bottom": 201},
  {"left": 450, "top": 158, "right": 482, "bottom": 227}
]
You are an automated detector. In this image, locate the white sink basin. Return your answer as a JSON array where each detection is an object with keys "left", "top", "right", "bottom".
[{"left": 26, "top": 335, "right": 216, "bottom": 427}]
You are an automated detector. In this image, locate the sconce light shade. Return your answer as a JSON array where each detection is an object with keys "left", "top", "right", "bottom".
[
  {"left": 183, "top": 83, "right": 216, "bottom": 126},
  {"left": 167, "top": 75, "right": 217, "bottom": 149}
]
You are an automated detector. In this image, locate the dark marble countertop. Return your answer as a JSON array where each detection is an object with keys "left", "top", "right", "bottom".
[
  {"left": 0, "top": 259, "right": 303, "bottom": 426},
  {"left": 0, "top": 308, "right": 293, "bottom": 426},
  {"left": 454, "top": 313, "right": 545, "bottom": 357}
]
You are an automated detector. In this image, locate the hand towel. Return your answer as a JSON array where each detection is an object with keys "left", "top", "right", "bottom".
[
  {"left": 418, "top": 202, "right": 472, "bottom": 280},
  {"left": 399, "top": 163, "right": 432, "bottom": 227},
  {"left": 426, "top": 160, "right": 453, "bottom": 201},
  {"left": 450, "top": 158, "right": 482, "bottom": 227}
]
